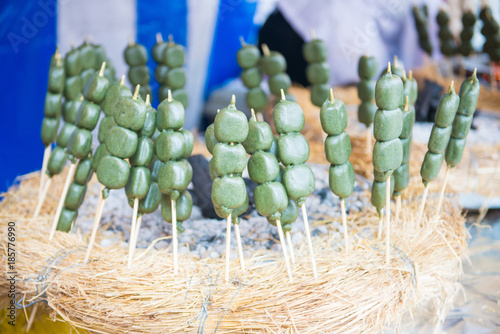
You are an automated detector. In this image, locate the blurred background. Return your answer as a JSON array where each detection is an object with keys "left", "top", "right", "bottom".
[{"left": 0, "top": 0, "right": 499, "bottom": 193}]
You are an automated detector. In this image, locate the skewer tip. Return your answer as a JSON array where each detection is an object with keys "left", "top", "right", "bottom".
[
  {"left": 119, "top": 75, "right": 126, "bottom": 85},
  {"left": 329, "top": 88, "right": 334, "bottom": 103},
  {"left": 250, "top": 108, "right": 257, "bottom": 121},
  {"left": 404, "top": 95, "right": 409, "bottom": 111},
  {"left": 167, "top": 89, "right": 173, "bottom": 102},
  {"left": 408, "top": 70, "right": 413, "bottom": 80},
  {"left": 393, "top": 55, "right": 398, "bottom": 67},
  {"left": 402, "top": 69, "right": 407, "bottom": 81},
  {"left": 239, "top": 36, "right": 246, "bottom": 47},
  {"left": 448, "top": 80, "right": 455, "bottom": 93},
  {"left": 133, "top": 85, "right": 140, "bottom": 100},
  {"left": 262, "top": 43, "right": 270, "bottom": 56},
  {"left": 168, "top": 34, "right": 174, "bottom": 46},
  {"left": 472, "top": 67, "right": 477, "bottom": 79},
  {"left": 310, "top": 28, "right": 316, "bottom": 40},
  {"left": 387, "top": 62, "right": 392, "bottom": 74},
  {"left": 128, "top": 35, "right": 134, "bottom": 46},
  {"left": 216, "top": 108, "right": 220, "bottom": 114},
  {"left": 230, "top": 94, "right": 236, "bottom": 105},
  {"left": 280, "top": 89, "right": 286, "bottom": 101},
  {"left": 156, "top": 32, "right": 163, "bottom": 43},
  {"left": 98, "top": 62, "right": 106, "bottom": 77},
  {"left": 145, "top": 94, "right": 150, "bottom": 105}
]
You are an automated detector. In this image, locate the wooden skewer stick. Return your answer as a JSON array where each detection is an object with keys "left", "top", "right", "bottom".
[
  {"left": 127, "top": 198, "right": 140, "bottom": 269},
  {"left": 84, "top": 185, "right": 106, "bottom": 262},
  {"left": 171, "top": 198, "right": 179, "bottom": 275},
  {"left": 340, "top": 198, "right": 349, "bottom": 254},
  {"left": 156, "top": 32, "right": 163, "bottom": 43},
  {"left": 128, "top": 35, "right": 134, "bottom": 47},
  {"left": 377, "top": 210, "right": 383, "bottom": 239},
  {"left": 385, "top": 176, "right": 391, "bottom": 265},
  {"left": 435, "top": 165, "right": 451, "bottom": 217},
  {"left": 34, "top": 178, "right": 52, "bottom": 218},
  {"left": 416, "top": 184, "right": 429, "bottom": 226},
  {"left": 285, "top": 231, "right": 296, "bottom": 264},
  {"left": 234, "top": 223, "right": 246, "bottom": 271},
  {"left": 301, "top": 204, "right": 318, "bottom": 278},
  {"left": 25, "top": 303, "right": 38, "bottom": 332},
  {"left": 395, "top": 195, "right": 402, "bottom": 221},
  {"left": 366, "top": 125, "right": 372, "bottom": 154},
  {"left": 128, "top": 214, "right": 143, "bottom": 265},
  {"left": 39, "top": 145, "right": 51, "bottom": 201},
  {"left": 225, "top": 213, "right": 232, "bottom": 283},
  {"left": 310, "top": 28, "right": 316, "bottom": 40},
  {"left": 276, "top": 218, "right": 293, "bottom": 282},
  {"left": 239, "top": 36, "right": 246, "bottom": 47},
  {"left": 49, "top": 163, "right": 77, "bottom": 239},
  {"left": 262, "top": 43, "right": 270, "bottom": 57}
]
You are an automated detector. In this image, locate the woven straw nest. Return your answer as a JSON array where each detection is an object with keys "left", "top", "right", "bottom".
[{"left": 0, "top": 161, "right": 467, "bottom": 333}]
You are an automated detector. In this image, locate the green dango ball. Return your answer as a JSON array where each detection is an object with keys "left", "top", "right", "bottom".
[
  {"left": 237, "top": 45, "right": 260, "bottom": 69},
  {"left": 259, "top": 51, "right": 286, "bottom": 76},
  {"left": 357, "top": 79, "right": 375, "bottom": 101},
  {"left": 139, "top": 107, "right": 157, "bottom": 138},
  {"left": 156, "top": 130, "right": 185, "bottom": 162},
  {"left": 282, "top": 164, "right": 315, "bottom": 206},
  {"left": 56, "top": 208, "right": 78, "bottom": 232},
  {"left": 166, "top": 68, "right": 186, "bottom": 90},
  {"left": 393, "top": 162, "right": 410, "bottom": 195},
  {"left": 48, "top": 66, "right": 65, "bottom": 94},
  {"left": 75, "top": 101, "right": 101, "bottom": 130},
  {"left": 242, "top": 119, "right": 274, "bottom": 154},
  {"left": 161, "top": 190, "right": 193, "bottom": 224},
  {"left": 428, "top": 125, "right": 452, "bottom": 154},
  {"left": 47, "top": 146, "right": 67, "bottom": 177},
  {"left": 74, "top": 157, "right": 93, "bottom": 185},
  {"left": 138, "top": 182, "right": 161, "bottom": 214},
  {"left": 205, "top": 124, "right": 218, "bottom": 155},
  {"left": 101, "top": 83, "right": 132, "bottom": 117},
  {"left": 278, "top": 133, "right": 309, "bottom": 166},
  {"left": 320, "top": 97, "right": 348, "bottom": 136},
  {"left": 128, "top": 66, "right": 150, "bottom": 86},
  {"left": 451, "top": 114, "right": 473, "bottom": 139},
  {"left": 67, "top": 128, "right": 92, "bottom": 159},
  {"left": 434, "top": 88, "right": 460, "bottom": 128},
  {"left": 98, "top": 116, "right": 116, "bottom": 144},
  {"left": 211, "top": 176, "right": 247, "bottom": 211},
  {"left": 78, "top": 41, "right": 97, "bottom": 70},
  {"left": 41, "top": 117, "right": 60, "bottom": 146},
  {"left": 373, "top": 108, "right": 403, "bottom": 141},
  {"left": 164, "top": 43, "right": 185, "bottom": 68},
  {"left": 91, "top": 144, "right": 110, "bottom": 171},
  {"left": 306, "top": 62, "right": 330, "bottom": 85},
  {"left": 44, "top": 93, "right": 63, "bottom": 118},
  {"left": 64, "top": 76, "right": 82, "bottom": 100},
  {"left": 371, "top": 177, "right": 394, "bottom": 209},
  {"left": 241, "top": 67, "right": 263, "bottom": 89},
  {"left": 329, "top": 162, "right": 355, "bottom": 199},
  {"left": 246, "top": 87, "right": 268, "bottom": 110},
  {"left": 152, "top": 41, "right": 168, "bottom": 63},
  {"left": 421, "top": 152, "right": 445, "bottom": 185},
  {"left": 269, "top": 73, "right": 292, "bottom": 96},
  {"left": 156, "top": 65, "right": 168, "bottom": 84},
  {"left": 125, "top": 166, "right": 151, "bottom": 199},
  {"left": 358, "top": 101, "right": 377, "bottom": 126},
  {"left": 267, "top": 199, "right": 298, "bottom": 227},
  {"left": 106, "top": 126, "right": 138, "bottom": 159},
  {"left": 97, "top": 156, "right": 130, "bottom": 189},
  {"left": 358, "top": 55, "right": 378, "bottom": 79},
  {"left": 84, "top": 73, "right": 110, "bottom": 104},
  {"left": 157, "top": 96, "right": 185, "bottom": 131},
  {"left": 325, "top": 132, "right": 351, "bottom": 165},
  {"left": 303, "top": 39, "right": 328, "bottom": 63},
  {"left": 172, "top": 89, "right": 188, "bottom": 108},
  {"left": 157, "top": 160, "right": 193, "bottom": 200},
  {"left": 65, "top": 48, "right": 82, "bottom": 77},
  {"left": 124, "top": 44, "right": 148, "bottom": 66},
  {"left": 254, "top": 182, "right": 288, "bottom": 219},
  {"left": 214, "top": 105, "right": 249, "bottom": 143},
  {"left": 113, "top": 96, "right": 147, "bottom": 131},
  {"left": 212, "top": 143, "right": 247, "bottom": 176},
  {"left": 310, "top": 84, "right": 330, "bottom": 107},
  {"left": 273, "top": 99, "right": 305, "bottom": 134},
  {"left": 372, "top": 139, "right": 403, "bottom": 176},
  {"left": 248, "top": 151, "right": 280, "bottom": 184},
  {"left": 231, "top": 194, "right": 249, "bottom": 225},
  {"left": 445, "top": 137, "right": 466, "bottom": 168},
  {"left": 180, "top": 129, "right": 194, "bottom": 159},
  {"left": 375, "top": 69, "right": 404, "bottom": 110},
  {"left": 130, "top": 137, "right": 154, "bottom": 167},
  {"left": 64, "top": 183, "right": 87, "bottom": 210}
]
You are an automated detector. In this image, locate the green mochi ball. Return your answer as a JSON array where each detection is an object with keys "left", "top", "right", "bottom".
[
  {"left": 254, "top": 182, "right": 288, "bottom": 218},
  {"left": 152, "top": 41, "right": 168, "bottom": 63},
  {"left": 64, "top": 183, "right": 87, "bottom": 210},
  {"left": 101, "top": 83, "right": 132, "bottom": 117},
  {"left": 124, "top": 44, "right": 148, "bottom": 66},
  {"left": 259, "top": 51, "right": 286, "bottom": 76},
  {"left": 164, "top": 44, "right": 185, "bottom": 68},
  {"left": 161, "top": 190, "right": 193, "bottom": 223},
  {"left": 231, "top": 193, "right": 249, "bottom": 225},
  {"left": 67, "top": 128, "right": 92, "bottom": 159},
  {"left": 420, "top": 152, "right": 445, "bottom": 185},
  {"left": 358, "top": 55, "right": 378, "bottom": 79},
  {"left": 212, "top": 143, "right": 247, "bottom": 176},
  {"left": 434, "top": 89, "right": 460, "bottom": 128},
  {"left": 393, "top": 162, "right": 410, "bottom": 195},
  {"left": 139, "top": 182, "right": 161, "bottom": 214},
  {"left": 205, "top": 124, "right": 218, "bottom": 155},
  {"left": 106, "top": 126, "right": 138, "bottom": 159},
  {"left": 64, "top": 76, "right": 82, "bottom": 100},
  {"left": 125, "top": 166, "right": 151, "bottom": 199},
  {"left": 156, "top": 65, "right": 168, "bottom": 84},
  {"left": 428, "top": 125, "right": 452, "bottom": 154},
  {"left": 273, "top": 99, "right": 305, "bottom": 134},
  {"left": 246, "top": 87, "right": 268, "bottom": 110},
  {"left": 47, "top": 146, "right": 67, "bottom": 177},
  {"left": 78, "top": 42, "right": 97, "bottom": 70},
  {"left": 325, "top": 132, "right": 351, "bottom": 165},
  {"left": 269, "top": 73, "right": 292, "bottom": 96},
  {"left": 139, "top": 108, "right": 157, "bottom": 138},
  {"left": 128, "top": 66, "right": 150, "bottom": 86},
  {"left": 56, "top": 208, "right": 78, "bottom": 232},
  {"left": 63, "top": 98, "right": 81, "bottom": 124},
  {"left": 278, "top": 133, "right": 310, "bottom": 166},
  {"left": 237, "top": 45, "right": 260, "bottom": 69},
  {"left": 357, "top": 79, "right": 375, "bottom": 101},
  {"left": 241, "top": 67, "right": 263, "bottom": 89},
  {"left": 214, "top": 204, "right": 232, "bottom": 219},
  {"left": 303, "top": 39, "right": 328, "bottom": 63},
  {"left": 44, "top": 92, "right": 63, "bottom": 118},
  {"left": 157, "top": 160, "right": 192, "bottom": 198},
  {"left": 80, "top": 68, "right": 95, "bottom": 89},
  {"left": 371, "top": 177, "right": 394, "bottom": 209},
  {"left": 457, "top": 74, "right": 480, "bottom": 116},
  {"left": 91, "top": 144, "right": 110, "bottom": 171},
  {"left": 267, "top": 198, "right": 298, "bottom": 226},
  {"left": 166, "top": 67, "right": 186, "bottom": 89},
  {"left": 282, "top": 164, "right": 315, "bottom": 206},
  {"left": 156, "top": 130, "right": 186, "bottom": 162},
  {"left": 310, "top": 83, "right": 331, "bottom": 107},
  {"left": 248, "top": 151, "right": 280, "bottom": 184},
  {"left": 75, "top": 101, "right": 101, "bottom": 130},
  {"left": 373, "top": 108, "right": 403, "bottom": 141},
  {"left": 320, "top": 97, "right": 348, "bottom": 136},
  {"left": 306, "top": 62, "right": 330, "bottom": 85},
  {"left": 57, "top": 123, "right": 77, "bottom": 148},
  {"left": 268, "top": 136, "right": 279, "bottom": 161},
  {"left": 74, "top": 157, "right": 93, "bottom": 185},
  {"left": 98, "top": 116, "right": 116, "bottom": 144},
  {"left": 64, "top": 48, "right": 82, "bottom": 77},
  {"left": 445, "top": 137, "right": 466, "bottom": 168},
  {"left": 214, "top": 108, "right": 249, "bottom": 143},
  {"left": 157, "top": 98, "right": 185, "bottom": 131},
  {"left": 372, "top": 138, "right": 403, "bottom": 175},
  {"left": 401, "top": 135, "right": 412, "bottom": 164},
  {"left": 358, "top": 101, "right": 377, "bottom": 126},
  {"left": 130, "top": 137, "right": 154, "bottom": 166},
  {"left": 83, "top": 73, "right": 110, "bottom": 104},
  {"left": 400, "top": 105, "right": 415, "bottom": 139},
  {"left": 451, "top": 114, "right": 473, "bottom": 139},
  {"left": 41, "top": 117, "right": 60, "bottom": 146},
  {"left": 150, "top": 158, "right": 164, "bottom": 182},
  {"left": 113, "top": 96, "right": 147, "bottom": 131},
  {"left": 97, "top": 155, "right": 130, "bottom": 189},
  {"left": 375, "top": 71, "right": 404, "bottom": 110},
  {"left": 180, "top": 129, "right": 194, "bottom": 159},
  {"left": 172, "top": 89, "right": 188, "bottom": 108},
  {"left": 242, "top": 119, "right": 274, "bottom": 154},
  {"left": 329, "top": 161, "right": 355, "bottom": 199},
  {"left": 211, "top": 176, "right": 247, "bottom": 210}
]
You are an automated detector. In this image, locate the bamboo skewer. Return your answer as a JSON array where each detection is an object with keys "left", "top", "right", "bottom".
[
  {"left": 301, "top": 204, "right": 318, "bottom": 278},
  {"left": 48, "top": 163, "right": 77, "bottom": 239},
  {"left": 385, "top": 177, "right": 391, "bottom": 265},
  {"left": 127, "top": 198, "right": 140, "bottom": 269},
  {"left": 435, "top": 165, "right": 451, "bottom": 217},
  {"left": 416, "top": 184, "right": 429, "bottom": 226},
  {"left": 25, "top": 303, "right": 38, "bottom": 332},
  {"left": 377, "top": 211, "right": 383, "bottom": 239},
  {"left": 366, "top": 126, "right": 372, "bottom": 154},
  {"left": 33, "top": 178, "right": 52, "bottom": 218},
  {"left": 234, "top": 223, "right": 246, "bottom": 271},
  {"left": 395, "top": 195, "right": 402, "bottom": 221},
  {"left": 39, "top": 145, "right": 51, "bottom": 201},
  {"left": 129, "top": 214, "right": 143, "bottom": 263},
  {"left": 172, "top": 199, "right": 178, "bottom": 275},
  {"left": 285, "top": 231, "right": 296, "bottom": 264},
  {"left": 225, "top": 214, "right": 232, "bottom": 283},
  {"left": 340, "top": 198, "right": 349, "bottom": 254},
  {"left": 276, "top": 218, "right": 293, "bottom": 282},
  {"left": 84, "top": 185, "right": 106, "bottom": 262}
]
